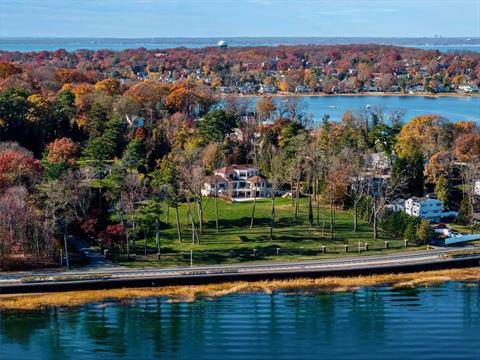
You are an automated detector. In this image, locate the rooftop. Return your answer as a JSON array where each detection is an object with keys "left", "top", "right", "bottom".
[{"left": 215, "top": 164, "right": 258, "bottom": 173}]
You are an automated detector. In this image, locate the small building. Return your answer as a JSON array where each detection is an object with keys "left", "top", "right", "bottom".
[
  {"left": 406, "top": 84, "right": 425, "bottom": 93},
  {"left": 434, "top": 223, "right": 452, "bottom": 237},
  {"left": 457, "top": 84, "right": 473, "bottom": 93},
  {"left": 238, "top": 82, "right": 255, "bottom": 94},
  {"left": 475, "top": 180, "right": 480, "bottom": 196},
  {"left": 294, "top": 85, "right": 312, "bottom": 93},
  {"left": 258, "top": 84, "right": 277, "bottom": 94}
]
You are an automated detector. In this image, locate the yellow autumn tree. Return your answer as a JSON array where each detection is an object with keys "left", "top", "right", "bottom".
[
  {"left": 26, "top": 94, "right": 49, "bottom": 123},
  {"left": 95, "top": 78, "right": 121, "bottom": 95},
  {"left": 277, "top": 80, "right": 290, "bottom": 92},
  {"left": 395, "top": 115, "right": 449, "bottom": 158}
]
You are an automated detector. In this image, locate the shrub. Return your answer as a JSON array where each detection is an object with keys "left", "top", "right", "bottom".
[{"left": 99, "top": 224, "right": 126, "bottom": 250}]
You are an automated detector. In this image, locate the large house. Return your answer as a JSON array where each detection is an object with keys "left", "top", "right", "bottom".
[
  {"left": 404, "top": 196, "right": 457, "bottom": 223},
  {"left": 202, "top": 164, "right": 269, "bottom": 201}
]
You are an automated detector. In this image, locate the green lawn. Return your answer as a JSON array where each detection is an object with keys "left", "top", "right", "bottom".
[
  {"left": 449, "top": 223, "right": 480, "bottom": 234},
  {"left": 113, "top": 197, "right": 422, "bottom": 268}
]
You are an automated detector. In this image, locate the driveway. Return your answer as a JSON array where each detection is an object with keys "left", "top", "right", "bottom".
[{"left": 68, "top": 236, "right": 119, "bottom": 270}]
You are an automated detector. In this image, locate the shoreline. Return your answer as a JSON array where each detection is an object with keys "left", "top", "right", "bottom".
[
  {"left": 1, "top": 267, "right": 479, "bottom": 310},
  {"left": 239, "top": 92, "right": 480, "bottom": 98}
]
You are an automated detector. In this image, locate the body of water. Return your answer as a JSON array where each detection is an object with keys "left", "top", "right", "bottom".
[
  {"left": 0, "top": 38, "right": 478, "bottom": 53},
  {"left": 1, "top": 282, "right": 479, "bottom": 359},
  {"left": 261, "top": 95, "right": 480, "bottom": 123}
]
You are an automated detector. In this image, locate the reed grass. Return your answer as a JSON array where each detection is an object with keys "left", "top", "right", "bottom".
[{"left": 1, "top": 267, "right": 479, "bottom": 310}]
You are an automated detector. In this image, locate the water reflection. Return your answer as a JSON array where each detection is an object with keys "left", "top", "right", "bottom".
[{"left": 1, "top": 282, "right": 479, "bottom": 359}]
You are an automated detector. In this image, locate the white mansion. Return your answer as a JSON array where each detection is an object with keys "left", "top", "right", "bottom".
[{"left": 202, "top": 164, "right": 269, "bottom": 201}]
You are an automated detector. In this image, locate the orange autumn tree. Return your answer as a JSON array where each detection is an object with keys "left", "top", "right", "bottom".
[
  {"left": 55, "top": 68, "right": 86, "bottom": 84},
  {"left": 425, "top": 150, "right": 454, "bottom": 183},
  {"left": 45, "top": 137, "right": 79, "bottom": 165},
  {"left": 125, "top": 80, "right": 170, "bottom": 111},
  {"left": 453, "top": 121, "right": 477, "bottom": 137},
  {"left": 255, "top": 95, "right": 277, "bottom": 122},
  {"left": 61, "top": 83, "right": 95, "bottom": 112},
  {"left": 165, "top": 80, "right": 216, "bottom": 117},
  {"left": 454, "top": 133, "right": 480, "bottom": 162},
  {"left": 0, "top": 61, "right": 21, "bottom": 79},
  {"left": 95, "top": 78, "right": 121, "bottom": 96}
]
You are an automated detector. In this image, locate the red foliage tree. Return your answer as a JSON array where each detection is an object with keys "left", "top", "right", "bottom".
[
  {"left": 98, "top": 224, "right": 126, "bottom": 249},
  {"left": 0, "top": 143, "right": 42, "bottom": 190}
]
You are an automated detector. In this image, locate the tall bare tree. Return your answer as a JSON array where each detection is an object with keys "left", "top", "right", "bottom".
[
  {"left": 178, "top": 148, "right": 206, "bottom": 242},
  {"left": 460, "top": 159, "right": 480, "bottom": 234},
  {"left": 342, "top": 148, "right": 367, "bottom": 232},
  {"left": 263, "top": 149, "right": 286, "bottom": 239}
]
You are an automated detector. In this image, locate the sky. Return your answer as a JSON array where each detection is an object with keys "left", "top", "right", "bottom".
[{"left": 0, "top": 0, "right": 479, "bottom": 38}]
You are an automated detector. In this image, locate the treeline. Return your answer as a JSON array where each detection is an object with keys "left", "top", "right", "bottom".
[{"left": 0, "top": 44, "right": 479, "bottom": 96}]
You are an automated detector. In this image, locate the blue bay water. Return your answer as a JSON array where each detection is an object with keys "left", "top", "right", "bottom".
[
  {"left": 0, "top": 38, "right": 479, "bottom": 53},
  {"left": 1, "top": 282, "right": 479, "bottom": 360},
  {"left": 291, "top": 95, "right": 480, "bottom": 123},
  {"left": 245, "top": 95, "right": 480, "bottom": 123}
]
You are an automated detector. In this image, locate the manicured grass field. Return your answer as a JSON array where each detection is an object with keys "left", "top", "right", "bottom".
[{"left": 115, "top": 197, "right": 421, "bottom": 268}]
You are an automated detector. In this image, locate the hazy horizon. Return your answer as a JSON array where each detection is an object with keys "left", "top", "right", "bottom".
[{"left": 1, "top": 36, "right": 478, "bottom": 40}]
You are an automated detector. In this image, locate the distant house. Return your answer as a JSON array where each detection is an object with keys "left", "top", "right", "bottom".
[
  {"left": 434, "top": 85, "right": 450, "bottom": 93},
  {"left": 294, "top": 85, "right": 313, "bottom": 93},
  {"left": 389, "top": 85, "right": 400, "bottom": 93},
  {"left": 475, "top": 180, "right": 480, "bottom": 196},
  {"left": 457, "top": 84, "right": 473, "bottom": 93},
  {"left": 201, "top": 165, "right": 269, "bottom": 200},
  {"left": 258, "top": 84, "right": 277, "bottom": 94},
  {"left": 363, "top": 84, "right": 381, "bottom": 92},
  {"left": 239, "top": 82, "right": 255, "bottom": 94},
  {"left": 365, "top": 152, "right": 392, "bottom": 174},
  {"left": 404, "top": 196, "right": 457, "bottom": 223},
  {"left": 406, "top": 84, "right": 425, "bottom": 93}
]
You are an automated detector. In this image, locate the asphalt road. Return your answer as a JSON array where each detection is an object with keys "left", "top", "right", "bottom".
[{"left": 2, "top": 246, "right": 479, "bottom": 286}]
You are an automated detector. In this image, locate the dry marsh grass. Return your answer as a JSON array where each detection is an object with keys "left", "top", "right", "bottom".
[{"left": 1, "top": 267, "right": 479, "bottom": 310}]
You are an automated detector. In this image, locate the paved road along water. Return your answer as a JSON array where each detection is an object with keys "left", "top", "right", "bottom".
[{"left": 1, "top": 282, "right": 479, "bottom": 359}]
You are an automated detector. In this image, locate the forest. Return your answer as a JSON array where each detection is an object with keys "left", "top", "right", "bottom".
[{"left": 0, "top": 44, "right": 479, "bottom": 269}]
